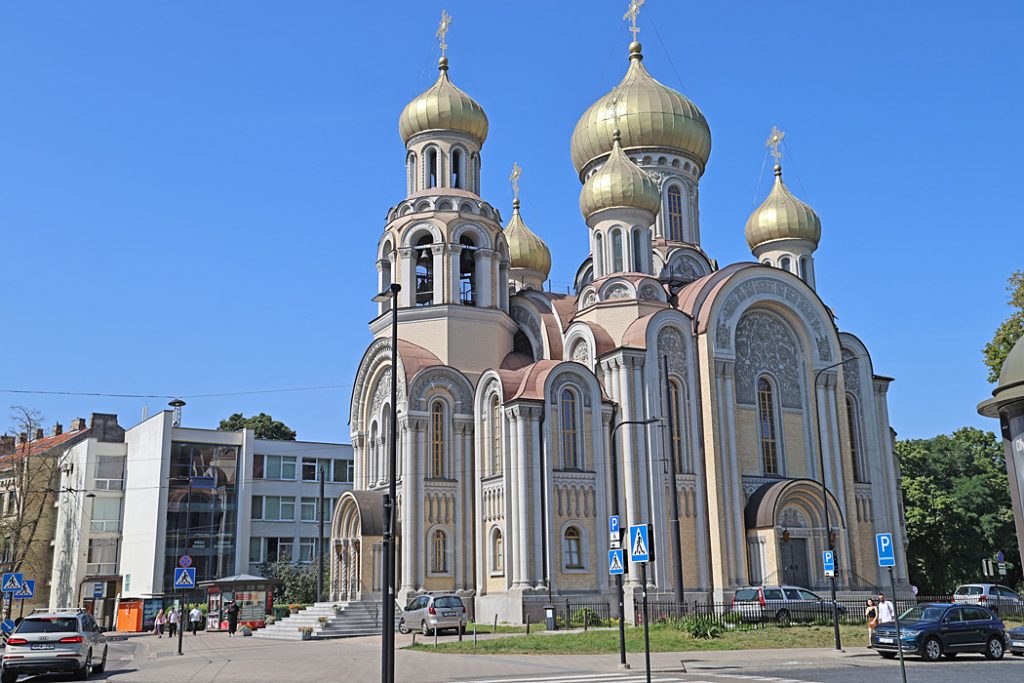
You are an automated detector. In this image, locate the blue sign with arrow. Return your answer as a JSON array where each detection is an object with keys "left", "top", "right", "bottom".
[
  {"left": 876, "top": 533, "right": 895, "bottom": 567},
  {"left": 0, "top": 619, "right": 14, "bottom": 634},
  {"left": 173, "top": 567, "right": 196, "bottom": 589}
]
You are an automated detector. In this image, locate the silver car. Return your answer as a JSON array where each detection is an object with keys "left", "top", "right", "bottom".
[
  {"left": 398, "top": 594, "right": 466, "bottom": 636},
  {"left": 953, "top": 583, "right": 1024, "bottom": 617},
  {"left": 2, "top": 610, "right": 108, "bottom": 682},
  {"left": 730, "top": 585, "right": 847, "bottom": 624}
]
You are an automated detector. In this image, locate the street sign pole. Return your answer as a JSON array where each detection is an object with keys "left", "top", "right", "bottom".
[
  {"left": 889, "top": 567, "right": 907, "bottom": 683},
  {"left": 876, "top": 533, "right": 906, "bottom": 683},
  {"left": 640, "top": 561, "right": 651, "bottom": 683},
  {"left": 178, "top": 476, "right": 192, "bottom": 657}
]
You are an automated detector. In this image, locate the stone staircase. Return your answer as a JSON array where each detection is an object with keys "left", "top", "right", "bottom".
[{"left": 255, "top": 601, "right": 397, "bottom": 640}]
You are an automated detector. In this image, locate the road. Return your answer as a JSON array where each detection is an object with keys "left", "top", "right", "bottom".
[{"left": 5, "top": 634, "right": 1024, "bottom": 682}]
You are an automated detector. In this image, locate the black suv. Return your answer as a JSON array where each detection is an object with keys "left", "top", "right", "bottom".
[{"left": 872, "top": 602, "right": 1007, "bottom": 661}]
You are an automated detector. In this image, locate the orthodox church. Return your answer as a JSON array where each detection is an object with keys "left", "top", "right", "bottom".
[{"left": 331, "top": 13, "right": 908, "bottom": 624}]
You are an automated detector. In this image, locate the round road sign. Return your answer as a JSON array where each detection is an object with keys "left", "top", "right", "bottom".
[{"left": 178, "top": 554, "right": 193, "bottom": 568}]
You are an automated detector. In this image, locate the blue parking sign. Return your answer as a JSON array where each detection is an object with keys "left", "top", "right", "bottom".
[
  {"left": 822, "top": 550, "right": 835, "bottom": 576},
  {"left": 609, "top": 515, "right": 620, "bottom": 535},
  {"left": 876, "top": 533, "right": 895, "bottom": 567}
]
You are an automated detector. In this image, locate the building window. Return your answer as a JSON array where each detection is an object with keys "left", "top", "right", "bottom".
[
  {"left": 595, "top": 233, "right": 604, "bottom": 278},
  {"left": 86, "top": 538, "right": 117, "bottom": 575},
  {"left": 426, "top": 147, "right": 438, "bottom": 188},
  {"left": 631, "top": 229, "right": 643, "bottom": 271},
  {"left": 431, "top": 529, "right": 448, "bottom": 574},
  {"left": 757, "top": 377, "right": 781, "bottom": 475},
  {"left": 337, "top": 460, "right": 354, "bottom": 483},
  {"left": 0, "top": 536, "right": 12, "bottom": 564},
  {"left": 298, "top": 537, "right": 316, "bottom": 563},
  {"left": 256, "top": 455, "right": 296, "bottom": 481},
  {"left": 94, "top": 456, "right": 124, "bottom": 491},
  {"left": 560, "top": 388, "right": 580, "bottom": 469},
  {"left": 300, "top": 497, "right": 333, "bottom": 522},
  {"left": 302, "top": 457, "right": 334, "bottom": 482},
  {"left": 249, "top": 537, "right": 263, "bottom": 563},
  {"left": 430, "top": 401, "right": 447, "bottom": 478},
  {"left": 667, "top": 185, "right": 684, "bottom": 241},
  {"left": 847, "top": 394, "right": 867, "bottom": 483},
  {"left": 489, "top": 395, "right": 502, "bottom": 476},
  {"left": 451, "top": 148, "right": 463, "bottom": 188},
  {"left": 800, "top": 256, "right": 809, "bottom": 283},
  {"left": 90, "top": 497, "right": 122, "bottom": 532},
  {"left": 254, "top": 496, "right": 295, "bottom": 522},
  {"left": 668, "top": 380, "right": 685, "bottom": 474},
  {"left": 415, "top": 235, "right": 434, "bottom": 306},
  {"left": 265, "top": 537, "right": 294, "bottom": 562},
  {"left": 780, "top": 256, "right": 792, "bottom": 273},
  {"left": 611, "top": 229, "right": 624, "bottom": 272},
  {"left": 491, "top": 527, "right": 504, "bottom": 575},
  {"left": 459, "top": 235, "right": 477, "bottom": 306},
  {"left": 563, "top": 526, "right": 583, "bottom": 569}
]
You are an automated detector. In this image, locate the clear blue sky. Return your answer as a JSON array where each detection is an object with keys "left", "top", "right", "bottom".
[{"left": 2, "top": 1, "right": 1021, "bottom": 443}]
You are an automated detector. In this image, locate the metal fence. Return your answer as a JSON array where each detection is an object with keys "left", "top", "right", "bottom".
[{"left": 521, "top": 600, "right": 612, "bottom": 630}]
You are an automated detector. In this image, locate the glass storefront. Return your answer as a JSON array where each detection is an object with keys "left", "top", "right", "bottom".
[{"left": 163, "top": 442, "right": 240, "bottom": 591}]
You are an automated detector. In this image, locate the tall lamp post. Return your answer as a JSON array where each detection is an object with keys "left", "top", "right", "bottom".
[
  {"left": 608, "top": 411, "right": 659, "bottom": 670},
  {"left": 812, "top": 354, "right": 861, "bottom": 652},
  {"left": 372, "top": 282, "right": 401, "bottom": 683}
]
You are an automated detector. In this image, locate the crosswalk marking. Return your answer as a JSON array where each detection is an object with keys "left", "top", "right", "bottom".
[{"left": 452, "top": 673, "right": 820, "bottom": 683}]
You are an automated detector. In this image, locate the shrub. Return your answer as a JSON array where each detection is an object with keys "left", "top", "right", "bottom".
[
  {"left": 572, "top": 608, "right": 603, "bottom": 627},
  {"left": 681, "top": 616, "right": 722, "bottom": 640}
]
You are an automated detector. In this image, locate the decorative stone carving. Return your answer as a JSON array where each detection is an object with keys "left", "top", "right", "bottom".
[
  {"left": 662, "top": 253, "right": 705, "bottom": 284},
  {"left": 842, "top": 348, "right": 861, "bottom": 397},
  {"left": 371, "top": 369, "right": 391, "bottom": 416},
  {"left": 657, "top": 327, "right": 687, "bottom": 382},
  {"left": 734, "top": 311, "right": 803, "bottom": 408},
  {"left": 407, "top": 367, "right": 474, "bottom": 414},
  {"left": 639, "top": 283, "right": 660, "bottom": 300},
  {"left": 570, "top": 339, "right": 591, "bottom": 367},
  {"left": 550, "top": 371, "right": 592, "bottom": 407},
  {"left": 780, "top": 506, "right": 809, "bottom": 529},
  {"left": 605, "top": 284, "right": 629, "bottom": 300},
  {"left": 581, "top": 291, "right": 597, "bottom": 308},
  {"left": 714, "top": 277, "right": 833, "bottom": 361}
]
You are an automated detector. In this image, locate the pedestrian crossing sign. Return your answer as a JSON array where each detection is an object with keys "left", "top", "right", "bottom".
[
  {"left": 173, "top": 567, "right": 196, "bottom": 589},
  {"left": 1, "top": 573, "right": 23, "bottom": 593},
  {"left": 608, "top": 549, "right": 626, "bottom": 575},
  {"left": 15, "top": 579, "right": 34, "bottom": 600},
  {"left": 628, "top": 524, "right": 651, "bottom": 563}
]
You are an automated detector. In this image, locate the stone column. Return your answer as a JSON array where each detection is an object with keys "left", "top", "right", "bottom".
[
  {"left": 475, "top": 249, "right": 493, "bottom": 308},
  {"left": 507, "top": 407, "right": 522, "bottom": 589},
  {"left": 721, "top": 360, "right": 745, "bottom": 586},
  {"left": 712, "top": 359, "right": 736, "bottom": 590},
  {"left": 450, "top": 244, "right": 464, "bottom": 304},
  {"left": 400, "top": 421, "right": 416, "bottom": 598},
  {"left": 432, "top": 245, "right": 446, "bottom": 305},
  {"left": 516, "top": 406, "right": 532, "bottom": 589},
  {"left": 529, "top": 406, "right": 545, "bottom": 589},
  {"left": 399, "top": 247, "right": 415, "bottom": 308},
  {"left": 415, "top": 419, "right": 426, "bottom": 591}
]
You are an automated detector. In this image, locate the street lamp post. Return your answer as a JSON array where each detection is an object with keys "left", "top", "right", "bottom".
[
  {"left": 608, "top": 411, "right": 659, "bottom": 670},
  {"left": 372, "top": 282, "right": 401, "bottom": 683},
  {"left": 812, "top": 354, "right": 861, "bottom": 653},
  {"left": 177, "top": 476, "right": 192, "bottom": 656}
]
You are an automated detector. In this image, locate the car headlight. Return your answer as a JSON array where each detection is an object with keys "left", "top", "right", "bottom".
[{"left": 900, "top": 630, "right": 921, "bottom": 639}]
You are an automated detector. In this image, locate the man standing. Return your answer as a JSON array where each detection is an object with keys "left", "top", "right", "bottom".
[
  {"left": 189, "top": 605, "right": 203, "bottom": 635},
  {"left": 877, "top": 592, "right": 896, "bottom": 624},
  {"left": 226, "top": 601, "right": 240, "bottom": 637},
  {"left": 167, "top": 608, "right": 179, "bottom": 638}
]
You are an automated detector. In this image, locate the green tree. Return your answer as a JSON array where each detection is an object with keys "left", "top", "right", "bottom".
[
  {"left": 218, "top": 412, "right": 296, "bottom": 441},
  {"left": 983, "top": 270, "right": 1024, "bottom": 383},
  {"left": 896, "top": 427, "right": 1020, "bottom": 594},
  {"left": 257, "top": 559, "right": 320, "bottom": 604}
]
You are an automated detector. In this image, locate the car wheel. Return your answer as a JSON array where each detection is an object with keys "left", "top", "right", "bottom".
[
  {"left": 1, "top": 670, "right": 18, "bottom": 683},
  {"left": 774, "top": 609, "right": 790, "bottom": 626},
  {"left": 93, "top": 646, "right": 108, "bottom": 674},
  {"left": 398, "top": 618, "right": 409, "bottom": 635},
  {"left": 923, "top": 637, "right": 942, "bottom": 662},
  {"left": 421, "top": 620, "right": 432, "bottom": 636},
  {"left": 75, "top": 650, "right": 93, "bottom": 680},
  {"left": 985, "top": 636, "right": 1004, "bottom": 660},
  {"left": 879, "top": 652, "right": 896, "bottom": 659}
]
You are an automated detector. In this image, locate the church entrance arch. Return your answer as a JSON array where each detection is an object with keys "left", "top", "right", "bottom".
[{"left": 331, "top": 491, "right": 393, "bottom": 603}]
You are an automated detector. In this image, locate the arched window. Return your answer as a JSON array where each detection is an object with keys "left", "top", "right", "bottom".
[
  {"left": 779, "top": 256, "right": 792, "bottom": 273},
  {"left": 611, "top": 229, "right": 624, "bottom": 272},
  {"left": 426, "top": 148, "right": 438, "bottom": 188},
  {"left": 563, "top": 526, "right": 583, "bottom": 569},
  {"left": 380, "top": 405, "right": 391, "bottom": 480},
  {"left": 415, "top": 234, "right": 433, "bottom": 306},
  {"left": 369, "top": 423, "right": 379, "bottom": 484},
  {"left": 631, "top": 229, "right": 643, "bottom": 272},
  {"left": 380, "top": 241, "right": 393, "bottom": 312},
  {"left": 431, "top": 529, "right": 448, "bottom": 573},
  {"left": 451, "top": 148, "right": 463, "bottom": 188},
  {"left": 459, "top": 235, "right": 476, "bottom": 306},
  {"left": 799, "top": 256, "right": 809, "bottom": 283},
  {"left": 668, "top": 379, "right": 685, "bottom": 474},
  {"left": 757, "top": 377, "right": 781, "bottom": 475},
  {"left": 667, "top": 185, "right": 684, "bottom": 241},
  {"left": 491, "top": 527, "right": 504, "bottom": 574},
  {"left": 846, "top": 394, "right": 867, "bottom": 483},
  {"left": 406, "top": 153, "right": 417, "bottom": 193},
  {"left": 595, "top": 233, "right": 605, "bottom": 278},
  {"left": 560, "top": 388, "right": 580, "bottom": 469},
  {"left": 489, "top": 395, "right": 502, "bottom": 475},
  {"left": 430, "top": 401, "right": 447, "bottom": 478}
]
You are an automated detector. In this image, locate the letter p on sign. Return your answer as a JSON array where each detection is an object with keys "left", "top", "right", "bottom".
[{"left": 876, "top": 533, "right": 895, "bottom": 567}]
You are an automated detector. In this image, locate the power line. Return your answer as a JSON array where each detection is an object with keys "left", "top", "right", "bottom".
[{"left": 0, "top": 384, "right": 352, "bottom": 400}]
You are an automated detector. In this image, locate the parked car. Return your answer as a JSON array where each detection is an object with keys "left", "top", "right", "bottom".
[
  {"left": 398, "top": 594, "right": 466, "bottom": 636},
  {"left": 952, "top": 583, "right": 1024, "bottom": 617},
  {"left": 1008, "top": 625, "right": 1024, "bottom": 656},
  {"left": 872, "top": 602, "right": 1006, "bottom": 661},
  {"left": 1, "top": 609, "right": 108, "bottom": 682},
  {"left": 729, "top": 585, "right": 847, "bottom": 624}
]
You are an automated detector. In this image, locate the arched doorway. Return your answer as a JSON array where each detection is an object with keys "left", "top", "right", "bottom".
[{"left": 331, "top": 491, "right": 398, "bottom": 602}]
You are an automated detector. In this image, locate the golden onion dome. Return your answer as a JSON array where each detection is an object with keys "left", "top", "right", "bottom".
[
  {"left": 579, "top": 130, "right": 661, "bottom": 220},
  {"left": 570, "top": 42, "right": 711, "bottom": 175},
  {"left": 504, "top": 199, "right": 551, "bottom": 277},
  {"left": 745, "top": 165, "right": 822, "bottom": 249},
  {"left": 399, "top": 57, "right": 488, "bottom": 146}
]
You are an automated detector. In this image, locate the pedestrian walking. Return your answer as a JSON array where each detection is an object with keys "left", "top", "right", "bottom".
[
  {"left": 154, "top": 609, "right": 166, "bottom": 638},
  {"left": 226, "top": 601, "right": 240, "bottom": 637},
  {"left": 865, "top": 598, "right": 877, "bottom": 647},
  {"left": 189, "top": 606, "right": 203, "bottom": 635},
  {"left": 877, "top": 593, "right": 895, "bottom": 624},
  {"left": 167, "top": 608, "right": 179, "bottom": 638}
]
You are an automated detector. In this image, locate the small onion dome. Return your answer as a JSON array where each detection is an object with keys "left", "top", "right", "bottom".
[
  {"left": 570, "top": 42, "right": 711, "bottom": 175},
  {"left": 579, "top": 130, "right": 661, "bottom": 220},
  {"left": 504, "top": 199, "right": 551, "bottom": 278},
  {"left": 399, "top": 57, "right": 488, "bottom": 146},
  {"left": 978, "top": 335, "right": 1024, "bottom": 418},
  {"left": 745, "top": 165, "right": 822, "bottom": 249}
]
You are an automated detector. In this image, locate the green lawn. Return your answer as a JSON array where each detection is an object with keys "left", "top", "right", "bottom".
[{"left": 408, "top": 623, "right": 870, "bottom": 655}]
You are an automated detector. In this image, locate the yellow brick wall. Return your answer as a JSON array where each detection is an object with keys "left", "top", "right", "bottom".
[
  {"left": 781, "top": 412, "right": 808, "bottom": 478},
  {"left": 556, "top": 516, "right": 598, "bottom": 591}
]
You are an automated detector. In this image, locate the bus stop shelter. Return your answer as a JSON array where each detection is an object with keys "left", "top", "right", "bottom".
[{"left": 198, "top": 574, "right": 273, "bottom": 631}]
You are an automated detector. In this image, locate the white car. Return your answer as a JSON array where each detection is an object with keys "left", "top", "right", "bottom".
[{"left": 2, "top": 610, "right": 108, "bottom": 682}]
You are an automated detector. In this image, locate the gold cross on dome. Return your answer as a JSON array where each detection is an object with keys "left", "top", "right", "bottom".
[
  {"left": 509, "top": 162, "right": 522, "bottom": 202},
  {"left": 623, "top": 0, "right": 645, "bottom": 42},
  {"left": 436, "top": 9, "right": 452, "bottom": 57},
  {"left": 766, "top": 126, "right": 785, "bottom": 164}
]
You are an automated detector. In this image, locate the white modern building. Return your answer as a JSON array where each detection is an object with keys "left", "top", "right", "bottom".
[{"left": 50, "top": 410, "right": 352, "bottom": 621}]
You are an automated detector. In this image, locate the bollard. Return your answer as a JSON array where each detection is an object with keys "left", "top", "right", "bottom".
[
  {"left": 526, "top": 613, "right": 531, "bottom": 635},
  {"left": 493, "top": 614, "right": 498, "bottom": 633},
  {"left": 584, "top": 615, "right": 589, "bottom": 633},
  {"left": 458, "top": 622, "right": 463, "bottom": 642},
  {"left": 473, "top": 623, "right": 477, "bottom": 648},
  {"left": 412, "top": 632, "right": 416, "bottom": 647},
  {"left": 434, "top": 628, "right": 438, "bottom": 648}
]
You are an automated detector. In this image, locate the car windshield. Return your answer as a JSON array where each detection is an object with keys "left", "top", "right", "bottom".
[
  {"left": 17, "top": 618, "right": 79, "bottom": 633},
  {"left": 955, "top": 586, "right": 983, "bottom": 595},
  {"left": 433, "top": 597, "right": 462, "bottom": 609},
  {"left": 900, "top": 606, "right": 946, "bottom": 622},
  {"left": 734, "top": 589, "right": 758, "bottom": 601}
]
